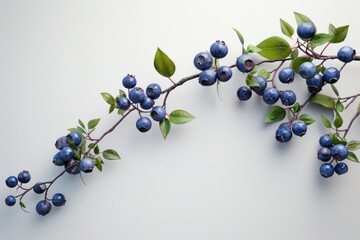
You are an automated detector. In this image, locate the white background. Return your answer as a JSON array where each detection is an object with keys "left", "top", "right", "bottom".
[{"left": 1, "top": 0, "right": 360, "bottom": 239}]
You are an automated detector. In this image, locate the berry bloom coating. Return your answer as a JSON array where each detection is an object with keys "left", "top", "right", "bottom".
[
  {"left": 18, "top": 170, "right": 31, "bottom": 184},
  {"left": 52, "top": 193, "right": 66, "bottom": 207},
  {"left": 319, "top": 134, "right": 333, "bottom": 148},
  {"left": 5, "top": 195, "right": 16, "bottom": 206},
  {"left": 331, "top": 144, "right": 348, "bottom": 161},
  {"left": 129, "top": 87, "right": 146, "bottom": 104},
  {"left": 80, "top": 158, "right": 95, "bottom": 173},
  {"left": 262, "top": 87, "right": 280, "bottom": 105},
  {"left": 278, "top": 67, "right": 295, "bottom": 84},
  {"left": 66, "top": 131, "right": 82, "bottom": 146},
  {"left": 122, "top": 74, "right": 137, "bottom": 89},
  {"left": 5, "top": 176, "right": 18, "bottom": 188},
  {"left": 337, "top": 46, "right": 355, "bottom": 63},
  {"left": 116, "top": 97, "right": 131, "bottom": 110},
  {"left": 297, "top": 22, "right": 316, "bottom": 39},
  {"left": 299, "top": 62, "right": 316, "bottom": 79},
  {"left": 320, "top": 163, "right": 334, "bottom": 178},
  {"left": 317, "top": 147, "right": 332, "bottom": 162},
  {"left": 250, "top": 76, "right": 267, "bottom": 95},
  {"left": 55, "top": 136, "right": 69, "bottom": 150},
  {"left": 237, "top": 86, "right": 252, "bottom": 101},
  {"left": 292, "top": 120, "right": 307, "bottom": 137},
  {"left": 275, "top": 123, "right": 292, "bottom": 143},
  {"left": 36, "top": 200, "right": 52, "bottom": 216},
  {"left": 236, "top": 54, "right": 255, "bottom": 73},
  {"left": 306, "top": 74, "right": 324, "bottom": 93},
  {"left": 65, "top": 159, "right": 81, "bottom": 175},
  {"left": 146, "top": 83, "right": 162, "bottom": 100},
  {"left": 193, "top": 52, "right": 213, "bottom": 70},
  {"left": 53, "top": 152, "right": 65, "bottom": 166},
  {"left": 140, "top": 97, "right": 154, "bottom": 110},
  {"left": 33, "top": 182, "right": 47, "bottom": 194},
  {"left": 136, "top": 117, "right": 152, "bottom": 133},
  {"left": 59, "top": 147, "right": 75, "bottom": 162},
  {"left": 151, "top": 106, "right": 166, "bottom": 122},
  {"left": 198, "top": 69, "right": 217, "bottom": 86},
  {"left": 323, "top": 67, "right": 340, "bottom": 84},
  {"left": 216, "top": 66, "right": 232, "bottom": 82},
  {"left": 280, "top": 90, "right": 296, "bottom": 106},
  {"left": 335, "top": 162, "right": 348, "bottom": 175},
  {"left": 210, "top": 40, "right": 228, "bottom": 59}
]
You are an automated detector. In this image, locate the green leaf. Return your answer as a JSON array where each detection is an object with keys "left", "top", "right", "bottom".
[
  {"left": 250, "top": 66, "right": 259, "bottom": 74},
  {"left": 88, "top": 118, "right": 100, "bottom": 129},
  {"left": 298, "top": 114, "right": 315, "bottom": 125},
  {"left": 310, "top": 94, "right": 335, "bottom": 108},
  {"left": 333, "top": 112, "right": 343, "bottom": 128},
  {"left": 256, "top": 36, "right": 291, "bottom": 60},
  {"left": 330, "top": 133, "right": 347, "bottom": 145},
  {"left": 247, "top": 44, "right": 262, "bottom": 53},
  {"left": 109, "top": 104, "right": 115, "bottom": 114},
  {"left": 154, "top": 48, "right": 176, "bottom": 78},
  {"left": 232, "top": 28, "right": 244, "bottom": 45},
  {"left": 328, "top": 23, "right": 336, "bottom": 35},
  {"left": 169, "top": 110, "right": 195, "bottom": 124},
  {"left": 68, "top": 128, "right": 78, "bottom": 132},
  {"left": 347, "top": 140, "right": 360, "bottom": 151},
  {"left": 20, "top": 201, "right": 26, "bottom": 209},
  {"left": 94, "top": 145, "right": 100, "bottom": 155},
  {"left": 119, "top": 89, "right": 127, "bottom": 98},
  {"left": 159, "top": 118, "right": 171, "bottom": 139},
  {"left": 291, "top": 49, "right": 299, "bottom": 60},
  {"left": 76, "top": 126, "right": 86, "bottom": 135},
  {"left": 264, "top": 106, "right": 286, "bottom": 123},
  {"left": 311, "top": 33, "right": 333, "bottom": 48},
  {"left": 280, "top": 18, "right": 294, "bottom": 38},
  {"left": 321, "top": 115, "right": 332, "bottom": 128},
  {"left": 336, "top": 100, "right": 344, "bottom": 113},
  {"left": 88, "top": 143, "right": 95, "bottom": 149},
  {"left": 78, "top": 119, "right": 86, "bottom": 129},
  {"left": 73, "top": 150, "right": 81, "bottom": 160},
  {"left": 101, "top": 92, "right": 115, "bottom": 105},
  {"left": 290, "top": 57, "right": 312, "bottom": 74},
  {"left": 331, "top": 84, "right": 339, "bottom": 97},
  {"left": 118, "top": 109, "right": 126, "bottom": 115},
  {"left": 258, "top": 68, "right": 270, "bottom": 79},
  {"left": 245, "top": 74, "right": 259, "bottom": 87},
  {"left": 347, "top": 151, "right": 359, "bottom": 163},
  {"left": 102, "top": 149, "right": 121, "bottom": 160},
  {"left": 316, "top": 65, "right": 326, "bottom": 74},
  {"left": 68, "top": 141, "right": 78, "bottom": 151},
  {"left": 294, "top": 12, "right": 314, "bottom": 26},
  {"left": 292, "top": 102, "right": 301, "bottom": 113},
  {"left": 95, "top": 157, "right": 103, "bottom": 172},
  {"left": 330, "top": 25, "right": 349, "bottom": 43}
]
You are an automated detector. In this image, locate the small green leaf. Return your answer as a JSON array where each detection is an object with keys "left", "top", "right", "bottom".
[
  {"left": 292, "top": 102, "right": 301, "bottom": 113},
  {"left": 119, "top": 89, "right": 127, "bottom": 98},
  {"left": 291, "top": 49, "right": 299, "bottom": 60},
  {"left": 76, "top": 126, "right": 86, "bottom": 135},
  {"left": 336, "top": 100, "right": 344, "bottom": 113},
  {"left": 101, "top": 92, "right": 115, "bottom": 105},
  {"left": 95, "top": 157, "right": 103, "bottom": 172},
  {"left": 88, "top": 118, "right": 100, "bottom": 129},
  {"left": 280, "top": 18, "right": 294, "bottom": 38},
  {"left": 256, "top": 36, "right": 291, "bottom": 60},
  {"left": 68, "top": 141, "right": 78, "bottom": 151},
  {"left": 245, "top": 74, "right": 259, "bottom": 87},
  {"left": 347, "top": 140, "right": 360, "bottom": 151},
  {"left": 20, "top": 201, "right": 26, "bottom": 209},
  {"left": 169, "top": 110, "right": 195, "bottom": 124},
  {"left": 78, "top": 119, "right": 86, "bottom": 129},
  {"left": 154, "top": 48, "right": 176, "bottom": 78},
  {"left": 298, "top": 114, "right": 315, "bottom": 125},
  {"left": 321, "top": 115, "right": 332, "bottom": 128},
  {"left": 294, "top": 12, "right": 314, "bottom": 26},
  {"left": 159, "top": 118, "right": 171, "bottom": 139},
  {"left": 73, "top": 150, "right": 81, "bottom": 160},
  {"left": 316, "top": 65, "right": 326, "bottom": 74},
  {"left": 347, "top": 151, "right": 359, "bottom": 163},
  {"left": 333, "top": 112, "right": 343, "bottom": 128},
  {"left": 94, "top": 145, "right": 100, "bottom": 155},
  {"left": 103, "top": 149, "right": 121, "bottom": 160},
  {"left": 109, "top": 104, "right": 115, "bottom": 114},
  {"left": 331, "top": 84, "right": 339, "bottom": 97},
  {"left": 68, "top": 128, "right": 78, "bottom": 132},
  {"left": 232, "top": 28, "right": 244, "bottom": 45},
  {"left": 328, "top": 23, "right": 336, "bottom": 35},
  {"left": 264, "top": 106, "right": 286, "bottom": 123},
  {"left": 88, "top": 143, "right": 95, "bottom": 149},
  {"left": 118, "top": 109, "right": 126, "bottom": 115},
  {"left": 258, "top": 68, "right": 270, "bottom": 79},
  {"left": 311, "top": 33, "right": 333, "bottom": 48},
  {"left": 250, "top": 66, "right": 259, "bottom": 74},
  {"left": 330, "top": 133, "right": 347, "bottom": 145},
  {"left": 310, "top": 94, "right": 335, "bottom": 108},
  {"left": 247, "top": 44, "right": 262, "bottom": 53},
  {"left": 290, "top": 57, "right": 312, "bottom": 74},
  {"left": 330, "top": 25, "right": 349, "bottom": 43}
]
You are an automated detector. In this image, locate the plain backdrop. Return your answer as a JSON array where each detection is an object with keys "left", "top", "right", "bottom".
[{"left": 1, "top": 0, "right": 360, "bottom": 239}]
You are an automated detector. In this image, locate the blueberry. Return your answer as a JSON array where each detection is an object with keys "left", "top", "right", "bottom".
[
  {"left": 151, "top": 106, "right": 166, "bottom": 122},
  {"left": 275, "top": 123, "right": 292, "bottom": 143},
  {"left": 193, "top": 52, "right": 213, "bottom": 70},
  {"left": 59, "top": 147, "right": 74, "bottom": 162},
  {"left": 53, "top": 152, "right": 65, "bottom": 166},
  {"left": 146, "top": 83, "right": 162, "bottom": 100},
  {"left": 299, "top": 62, "right": 316, "bottom": 79},
  {"left": 278, "top": 67, "right": 295, "bottom": 84},
  {"left": 36, "top": 200, "right": 52, "bottom": 216},
  {"left": 66, "top": 131, "right": 82, "bottom": 146},
  {"left": 337, "top": 46, "right": 355, "bottom": 63},
  {"left": 55, "top": 136, "right": 69, "bottom": 150},
  {"left": 129, "top": 87, "right": 146, "bottom": 104},
  {"left": 52, "top": 193, "right": 66, "bottom": 207},
  {"left": 319, "top": 163, "right": 334, "bottom": 178},
  {"left": 122, "top": 74, "right": 137, "bottom": 89},
  {"left": 216, "top": 66, "right": 232, "bottom": 82},
  {"left": 323, "top": 67, "right": 340, "bottom": 84},
  {"left": 5, "top": 195, "right": 16, "bottom": 206},
  {"left": 237, "top": 86, "right": 252, "bottom": 101},
  {"left": 65, "top": 159, "right": 80, "bottom": 175},
  {"left": 297, "top": 22, "right": 316, "bottom": 39},
  {"left": 80, "top": 158, "right": 95, "bottom": 173},
  {"left": 250, "top": 76, "right": 267, "bottom": 95},
  {"left": 140, "top": 97, "right": 154, "bottom": 110},
  {"left": 210, "top": 40, "right": 228, "bottom": 59},
  {"left": 319, "top": 134, "right": 333, "bottom": 148},
  {"left": 306, "top": 73, "right": 324, "bottom": 93},
  {"left": 116, "top": 97, "right": 131, "bottom": 110},
  {"left": 292, "top": 120, "right": 307, "bottom": 137},
  {"left": 5, "top": 176, "right": 18, "bottom": 188},
  {"left": 33, "top": 182, "right": 47, "bottom": 194},
  {"left": 317, "top": 147, "right": 332, "bottom": 162},
  {"left": 136, "top": 117, "right": 152, "bottom": 133},
  {"left": 198, "top": 69, "right": 217, "bottom": 86},
  {"left": 262, "top": 87, "right": 280, "bottom": 105},
  {"left": 335, "top": 162, "right": 348, "bottom": 175},
  {"left": 280, "top": 90, "right": 296, "bottom": 106},
  {"left": 331, "top": 144, "right": 348, "bottom": 161},
  {"left": 236, "top": 54, "right": 255, "bottom": 73},
  {"left": 18, "top": 170, "right": 31, "bottom": 184}
]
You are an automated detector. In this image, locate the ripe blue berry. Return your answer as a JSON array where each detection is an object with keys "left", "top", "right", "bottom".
[
  {"left": 18, "top": 170, "right": 31, "bottom": 184},
  {"left": 210, "top": 40, "right": 228, "bottom": 59},
  {"left": 151, "top": 106, "right": 166, "bottom": 122},
  {"left": 55, "top": 136, "right": 69, "bottom": 150},
  {"left": 319, "top": 134, "right": 333, "bottom": 148},
  {"left": 198, "top": 69, "right": 217, "bottom": 86},
  {"left": 80, "top": 158, "right": 95, "bottom": 173},
  {"left": 297, "top": 22, "right": 316, "bottom": 39},
  {"left": 116, "top": 97, "right": 131, "bottom": 110},
  {"left": 216, "top": 66, "right": 232, "bottom": 82},
  {"left": 331, "top": 144, "right": 348, "bottom": 161},
  {"left": 320, "top": 163, "right": 334, "bottom": 178},
  {"left": 317, "top": 147, "right": 332, "bottom": 162},
  {"left": 59, "top": 147, "right": 74, "bottom": 162},
  {"left": 193, "top": 52, "right": 213, "bottom": 70},
  {"left": 306, "top": 73, "right": 324, "bottom": 93},
  {"left": 278, "top": 67, "right": 295, "bottom": 84},
  {"left": 236, "top": 54, "right": 255, "bottom": 73},
  {"left": 65, "top": 159, "right": 81, "bottom": 175},
  {"left": 335, "top": 162, "right": 348, "bottom": 175},
  {"left": 292, "top": 120, "right": 307, "bottom": 137},
  {"left": 280, "top": 90, "right": 296, "bottom": 106},
  {"left": 129, "top": 87, "right": 146, "bottom": 104},
  {"left": 52, "top": 193, "right": 66, "bottom": 207},
  {"left": 5, "top": 195, "right": 16, "bottom": 206},
  {"left": 323, "top": 67, "right": 340, "bottom": 84},
  {"left": 299, "top": 62, "right": 316, "bottom": 79},
  {"left": 140, "top": 97, "right": 154, "bottom": 110},
  {"left": 337, "top": 46, "right": 355, "bottom": 63},
  {"left": 66, "top": 131, "right": 82, "bottom": 146},
  {"left": 275, "top": 123, "right": 292, "bottom": 143},
  {"left": 237, "top": 86, "right": 252, "bottom": 101},
  {"left": 53, "top": 152, "right": 65, "bottom": 166},
  {"left": 5, "top": 176, "right": 18, "bottom": 188},
  {"left": 136, "top": 117, "right": 152, "bottom": 133},
  {"left": 250, "top": 76, "right": 267, "bottom": 95},
  {"left": 262, "top": 87, "right": 280, "bottom": 105},
  {"left": 146, "top": 83, "right": 162, "bottom": 100},
  {"left": 122, "top": 75, "right": 137, "bottom": 89},
  {"left": 33, "top": 182, "right": 47, "bottom": 194},
  {"left": 36, "top": 200, "right": 52, "bottom": 216}
]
